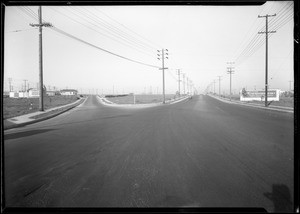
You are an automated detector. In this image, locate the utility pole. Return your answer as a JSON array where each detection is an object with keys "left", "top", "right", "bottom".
[
  {"left": 24, "top": 80, "right": 27, "bottom": 92},
  {"left": 289, "top": 80, "right": 293, "bottom": 91},
  {"left": 30, "top": 6, "right": 52, "bottom": 111},
  {"left": 186, "top": 77, "right": 189, "bottom": 94},
  {"left": 157, "top": 49, "right": 168, "bottom": 103},
  {"left": 217, "top": 76, "right": 222, "bottom": 96},
  {"left": 258, "top": 13, "right": 276, "bottom": 107},
  {"left": 177, "top": 69, "right": 181, "bottom": 96},
  {"left": 227, "top": 62, "right": 235, "bottom": 101},
  {"left": 8, "top": 78, "right": 12, "bottom": 92},
  {"left": 213, "top": 80, "right": 216, "bottom": 94},
  {"left": 182, "top": 73, "right": 185, "bottom": 95}
]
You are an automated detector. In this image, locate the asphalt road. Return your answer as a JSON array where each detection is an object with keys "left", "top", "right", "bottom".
[{"left": 4, "top": 95, "right": 294, "bottom": 212}]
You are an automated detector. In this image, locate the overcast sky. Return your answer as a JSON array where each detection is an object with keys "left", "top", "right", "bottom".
[{"left": 4, "top": 1, "right": 294, "bottom": 94}]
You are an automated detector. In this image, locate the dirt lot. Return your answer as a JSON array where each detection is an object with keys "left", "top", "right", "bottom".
[
  {"left": 105, "top": 94, "right": 176, "bottom": 104},
  {"left": 3, "top": 95, "right": 80, "bottom": 119}
]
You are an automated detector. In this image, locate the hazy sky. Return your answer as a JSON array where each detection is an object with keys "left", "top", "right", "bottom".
[{"left": 4, "top": 1, "right": 294, "bottom": 94}]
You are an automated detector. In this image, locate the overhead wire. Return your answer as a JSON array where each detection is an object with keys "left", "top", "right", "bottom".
[
  {"left": 235, "top": 2, "right": 293, "bottom": 65},
  {"left": 65, "top": 7, "right": 155, "bottom": 57},
  {"left": 6, "top": 28, "right": 38, "bottom": 33},
  {"left": 241, "top": 5, "right": 293, "bottom": 59},
  {"left": 231, "top": 1, "right": 271, "bottom": 60},
  {"left": 269, "top": 48, "right": 293, "bottom": 81},
  {"left": 46, "top": 6, "right": 155, "bottom": 58},
  {"left": 17, "top": 6, "right": 160, "bottom": 69},
  {"left": 234, "top": 2, "right": 291, "bottom": 62},
  {"left": 94, "top": 7, "right": 162, "bottom": 50},
  {"left": 79, "top": 7, "right": 158, "bottom": 52},
  {"left": 50, "top": 27, "right": 160, "bottom": 69}
]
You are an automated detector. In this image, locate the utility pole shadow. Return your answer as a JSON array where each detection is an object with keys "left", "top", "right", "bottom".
[{"left": 264, "top": 184, "right": 293, "bottom": 212}]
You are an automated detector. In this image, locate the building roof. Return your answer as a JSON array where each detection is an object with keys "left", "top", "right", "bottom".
[{"left": 60, "top": 89, "right": 78, "bottom": 92}]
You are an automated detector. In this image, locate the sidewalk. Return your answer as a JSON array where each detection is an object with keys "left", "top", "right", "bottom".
[
  {"left": 208, "top": 94, "right": 293, "bottom": 113},
  {"left": 3, "top": 97, "right": 86, "bottom": 130}
]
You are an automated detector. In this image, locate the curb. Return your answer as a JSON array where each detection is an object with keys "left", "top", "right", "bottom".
[
  {"left": 167, "top": 95, "right": 191, "bottom": 104},
  {"left": 98, "top": 95, "right": 191, "bottom": 107},
  {"left": 4, "top": 98, "right": 86, "bottom": 130},
  {"left": 208, "top": 94, "right": 293, "bottom": 113},
  {"left": 97, "top": 95, "right": 161, "bottom": 108}
]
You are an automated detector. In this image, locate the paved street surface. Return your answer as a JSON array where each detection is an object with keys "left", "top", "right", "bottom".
[{"left": 4, "top": 95, "right": 294, "bottom": 211}]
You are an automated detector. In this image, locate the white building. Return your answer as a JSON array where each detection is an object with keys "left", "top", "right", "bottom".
[
  {"left": 240, "top": 89, "right": 280, "bottom": 101},
  {"left": 60, "top": 89, "right": 78, "bottom": 96}
]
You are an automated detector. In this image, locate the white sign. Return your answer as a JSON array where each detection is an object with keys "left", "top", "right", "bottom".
[{"left": 240, "top": 89, "right": 280, "bottom": 101}]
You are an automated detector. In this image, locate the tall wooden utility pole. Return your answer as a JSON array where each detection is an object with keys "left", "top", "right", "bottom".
[
  {"left": 227, "top": 62, "right": 235, "bottom": 101},
  {"left": 217, "top": 76, "right": 222, "bottom": 96},
  {"left": 182, "top": 73, "right": 185, "bottom": 95},
  {"left": 157, "top": 49, "right": 168, "bottom": 104},
  {"left": 289, "top": 80, "right": 293, "bottom": 91},
  {"left": 177, "top": 69, "right": 181, "bottom": 96},
  {"left": 213, "top": 80, "right": 216, "bottom": 94},
  {"left": 30, "top": 6, "right": 52, "bottom": 111},
  {"left": 8, "top": 78, "right": 12, "bottom": 92},
  {"left": 258, "top": 13, "right": 276, "bottom": 107}
]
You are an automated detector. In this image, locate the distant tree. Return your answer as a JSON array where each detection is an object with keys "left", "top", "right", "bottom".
[{"left": 242, "top": 88, "right": 249, "bottom": 97}]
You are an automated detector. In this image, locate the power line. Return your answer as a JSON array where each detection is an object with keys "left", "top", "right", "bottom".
[
  {"left": 231, "top": 2, "right": 270, "bottom": 59},
  {"left": 239, "top": 7, "right": 293, "bottom": 64},
  {"left": 44, "top": 6, "right": 155, "bottom": 58},
  {"left": 6, "top": 28, "right": 37, "bottom": 33},
  {"left": 235, "top": 2, "right": 293, "bottom": 65},
  {"left": 65, "top": 7, "right": 155, "bottom": 56},
  {"left": 19, "top": 6, "right": 160, "bottom": 69},
  {"left": 94, "top": 7, "right": 162, "bottom": 50},
  {"left": 79, "top": 7, "right": 158, "bottom": 52},
  {"left": 50, "top": 27, "right": 160, "bottom": 69}
]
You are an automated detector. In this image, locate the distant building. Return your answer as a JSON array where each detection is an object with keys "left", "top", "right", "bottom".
[
  {"left": 28, "top": 87, "right": 47, "bottom": 98},
  {"left": 28, "top": 89, "right": 39, "bottom": 98},
  {"left": 3, "top": 91, "right": 9, "bottom": 98},
  {"left": 9, "top": 92, "right": 19, "bottom": 98},
  {"left": 46, "top": 90, "right": 56, "bottom": 96},
  {"left": 60, "top": 89, "right": 78, "bottom": 96}
]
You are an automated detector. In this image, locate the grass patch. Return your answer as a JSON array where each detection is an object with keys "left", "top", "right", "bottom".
[
  {"left": 3, "top": 95, "right": 80, "bottom": 119},
  {"left": 105, "top": 94, "right": 176, "bottom": 104},
  {"left": 220, "top": 94, "right": 293, "bottom": 108}
]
